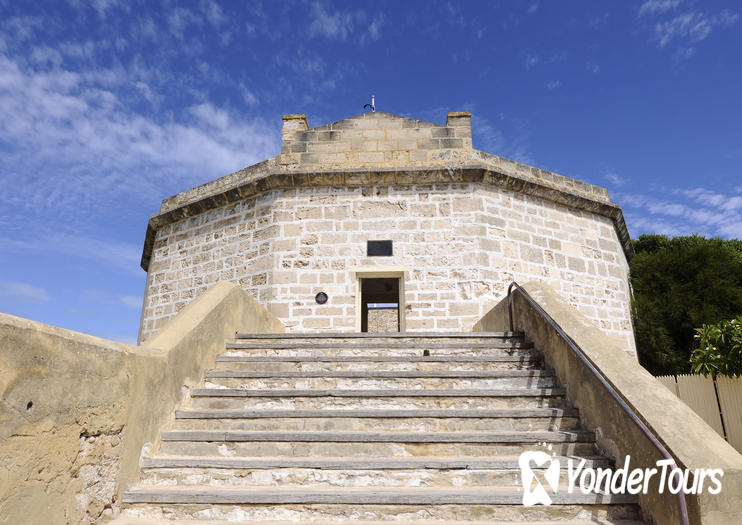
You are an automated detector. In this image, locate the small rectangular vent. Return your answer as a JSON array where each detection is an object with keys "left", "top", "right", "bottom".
[{"left": 367, "top": 240, "right": 393, "bottom": 257}]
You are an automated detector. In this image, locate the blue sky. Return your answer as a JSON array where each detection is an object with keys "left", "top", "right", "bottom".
[{"left": 0, "top": 0, "right": 740, "bottom": 343}]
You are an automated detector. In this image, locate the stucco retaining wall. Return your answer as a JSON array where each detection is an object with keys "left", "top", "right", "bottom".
[
  {"left": 0, "top": 281, "right": 284, "bottom": 524},
  {"left": 476, "top": 281, "right": 742, "bottom": 524}
]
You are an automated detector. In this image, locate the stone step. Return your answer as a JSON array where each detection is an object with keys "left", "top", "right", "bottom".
[
  {"left": 212, "top": 359, "right": 542, "bottom": 372},
  {"left": 161, "top": 430, "right": 595, "bottom": 443},
  {"left": 226, "top": 341, "right": 533, "bottom": 350},
  {"left": 176, "top": 407, "right": 578, "bottom": 419},
  {"left": 220, "top": 347, "right": 536, "bottom": 358},
  {"left": 234, "top": 331, "right": 524, "bottom": 340},
  {"left": 111, "top": 518, "right": 645, "bottom": 525},
  {"left": 135, "top": 465, "right": 593, "bottom": 489},
  {"left": 121, "top": 487, "right": 637, "bottom": 506},
  {"left": 140, "top": 455, "right": 609, "bottom": 470},
  {"left": 118, "top": 502, "right": 641, "bottom": 523},
  {"left": 135, "top": 454, "right": 610, "bottom": 489},
  {"left": 205, "top": 369, "right": 552, "bottom": 379},
  {"left": 202, "top": 376, "right": 556, "bottom": 391},
  {"left": 191, "top": 388, "right": 564, "bottom": 398},
  {"left": 173, "top": 408, "right": 580, "bottom": 432},
  {"left": 157, "top": 439, "right": 597, "bottom": 458},
  {"left": 187, "top": 392, "right": 567, "bottom": 411},
  {"left": 217, "top": 354, "right": 541, "bottom": 362},
  {"left": 170, "top": 415, "right": 580, "bottom": 433}
]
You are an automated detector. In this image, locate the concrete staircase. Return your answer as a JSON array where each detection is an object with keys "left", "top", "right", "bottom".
[{"left": 114, "top": 333, "right": 644, "bottom": 524}]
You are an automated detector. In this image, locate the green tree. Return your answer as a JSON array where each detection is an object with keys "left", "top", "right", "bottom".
[{"left": 630, "top": 234, "right": 742, "bottom": 376}]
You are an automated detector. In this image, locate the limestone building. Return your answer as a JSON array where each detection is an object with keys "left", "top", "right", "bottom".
[{"left": 137, "top": 110, "right": 636, "bottom": 352}]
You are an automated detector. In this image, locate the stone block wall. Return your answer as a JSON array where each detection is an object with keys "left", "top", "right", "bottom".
[
  {"left": 280, "top": 112, "right": 473, "bottom": 168},
  {"left": 139, "top": 183, "right": 636, "bottom": 353},
  {"left": 367, "top": 309, "right": 399, "bottom": 333}
]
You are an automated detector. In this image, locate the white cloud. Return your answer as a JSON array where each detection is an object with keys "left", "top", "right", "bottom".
[
  {"left": 240, "top": 84, "right": 259, "bottom": 106},
  {"left": 605, "top": 171, "right": 625, "bottom": 187},
  {"left": 168, "top": 7, "right": 201, "bottom": 39},
  {"left": 641, "top": 5, "right": 738, "bottom": 53},
  {"left": 274, "top": 49, "right": 326, "bottom": 76},
  {"left": 527, "top": 3, "right": 539, "bottom": 14},
  {"left": 367, "top": 14, "right": 385, "bottom": 42},
  {"left": 588, "top": 13, "right": 610, "bottom": 29},
  {"left": 586, "top": 62, "right": 600, "bottom": 74},
  {"left": 120, "top": 296, "right": 142, "bottom": 309},
  {"left": 681, "top": 188, "right": 742, "bottom": 212},
  {"left": 549, "top": 51, "right": 568, "bottom": 63},
  {"left": 30, "top": 46, "right": 63, "bottom": 66},
  {"left": 616, "top": 187, "right": 742, "bottom": 239},
  {"left": 625, "top": 213, "right": 685, "bottom": 236},
  {"left": 673, "top": 46, "right": 697, "bottom": 61},
  {"left": 525, "top": 54, "right": 540, "bottom": 70},
  {"left": 91, "top": 0, "right": 126, "bottom": 19},
  {"left": 0, "top": 281, "right": 52, "bottom": 304},
  {"left": 0, "top": 51, "right": 278, "bottom": 227},
  {"left": 546, "top": 80, "right": 561, "bottom": 90},
  {"left": 472, "top": 115, "right": 534, "bottom": 165},
  {"left": 1, "top": 233, "right": 142, "bottom": 275},
  {"left": 1, "top": 16, "right": 45, "bottom": 42},
  {"left": 654, "top": 12, "right": 711, "bottom": 47},
  {"left": 202, "top": 0, "right": 226, "bottom": 28},
  {"left": 307, "top": 3, "right": 382, "bottom": 42},
  {"left": 638, "top": 0, "right": 683, "bottom": 18}
]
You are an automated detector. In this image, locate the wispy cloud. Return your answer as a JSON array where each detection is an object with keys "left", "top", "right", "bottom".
[
  {"left": 1, "top": 232, "right": 142, "bottom": 275},
  {"left": 546, "top": 80, "right": 562, "bottom": 90},
  {"left": 604, "top": 171, "right": 626, "bottom": 187},
  {"left": 653, "top": 12, "right": 734, "bottom": 48},
  {"left": 307, "top": 3, "right": 383, "bottom": 42},
  {"left": 638, "top": 0, "right": 684, "bottom": 18},
  {"left": 83, "top": 289, "right": 142, "bottom": 309},
  {"left": 588, "top": 12, "right": 610, "bottom": 29},
  {"left": 0, "top": 51, "right": 279, "bottom": 228},
  {"left": 472, "top": 115, "right": 534, "bottom": 165},
  {"left": 525, "top": 54, "right": 540, "bottom": 70},
  {"left": 586, "top": 61, "right": 600, "bottom": 74},
  {"left": 549, "top": 51, "right": 568, "bottom": 63},
  {"left": 638, "top": 1, "right": 738, "bottom": 59},
  {"left": 0, "top": 281, "right": 52, "bottom": 304},
  {"left": 120, "top": 296, "right": 143, "bottom": 309},
  {"left": 681, "top": 188, "right": 742, "bottom": 212},
  {"left": 616, "top": 187, "right": 742, "bottom": 239}
]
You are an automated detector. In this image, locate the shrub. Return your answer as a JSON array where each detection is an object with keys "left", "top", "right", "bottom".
[{"left": 690, "top": 317, "right": 742, "bottom": 379}]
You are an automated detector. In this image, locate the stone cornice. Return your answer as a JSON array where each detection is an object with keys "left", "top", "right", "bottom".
[{"left": 140, "top": 165, "right": 634, "bottom": 271}]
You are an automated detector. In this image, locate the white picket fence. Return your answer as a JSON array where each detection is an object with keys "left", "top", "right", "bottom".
[{"left": 656, "top": 374, "right": 742, "bottom": 454}]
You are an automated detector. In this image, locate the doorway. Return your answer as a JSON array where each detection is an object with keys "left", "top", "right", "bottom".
[
  {"left": 361, "top": 277, "right": 400, "bottom": 332},
  {"left": 353, "top": 266, "right": 408, "bottom": 332}
]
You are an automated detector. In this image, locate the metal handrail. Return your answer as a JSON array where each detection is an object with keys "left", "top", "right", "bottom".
[{"left": 507, "top": 282, "right": 689, "bottom": 525}]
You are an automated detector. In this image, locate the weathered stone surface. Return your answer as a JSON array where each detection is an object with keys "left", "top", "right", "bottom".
[
  {"left": 474, "top": 282, "right": 742, "bottom": 525},
  {"left": 0, "top": 282, "right": 285, "bottom": 525},
  {"left": 113, "top": 331, "right": 650, "bottom": 523},
  {"left": 139, "top": 183, "right": 635, "bottom": 351},
  {"left": 367, "top": 308, "right": 398, "bottom": 332}
]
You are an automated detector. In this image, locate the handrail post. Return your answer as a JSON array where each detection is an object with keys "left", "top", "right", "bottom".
[{"left": 507, "top": 282, "right": 515, "bottom": 333}]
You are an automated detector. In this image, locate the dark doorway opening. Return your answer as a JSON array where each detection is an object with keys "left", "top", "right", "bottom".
[{"left": 361, "top": 277, "right": 400, "bottom": 333}]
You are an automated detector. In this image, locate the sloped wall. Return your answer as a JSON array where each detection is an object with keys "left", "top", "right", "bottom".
[{"left": 0, "top": 282, "right": 284, "bottom": 525}]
